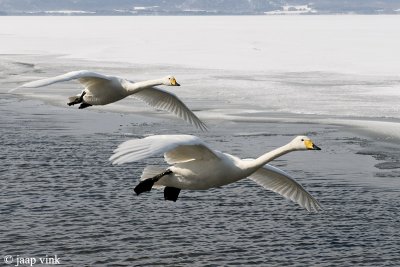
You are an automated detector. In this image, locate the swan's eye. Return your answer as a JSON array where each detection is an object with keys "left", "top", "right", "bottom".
[
  {"left": 301, "top": 139, "right": 304, "bottom": 141},
  {"left": 168, "top": 77, "right": 171, "bottom": 80}
]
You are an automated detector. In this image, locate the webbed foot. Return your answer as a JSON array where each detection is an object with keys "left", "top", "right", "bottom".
[
  {"left": 164, "top": 187, "right": 181, "bottom": 202},
  {"left": 134, "top": 179, "right": 156, "bottom": 195},
  {"left": 78, "top": 103, "right": 92, "bottom": 109}
]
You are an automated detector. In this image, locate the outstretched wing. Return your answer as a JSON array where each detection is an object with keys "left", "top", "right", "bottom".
[
  {"left": 110, "top": 135, "right": 219, "bottom": 165},
  {"left": 10, "top": 70, "right": 112, "bottom": 92},
  {"left": 132, "top": 87, "right": 207, "bottom": 131},
  {"left": 248, "top": 163, "right": 322, "bottom": 212}
]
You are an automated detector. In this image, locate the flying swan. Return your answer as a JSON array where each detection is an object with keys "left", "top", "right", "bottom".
[
  {"left": 110, "top": 135, "right": 323, "bottom": 212},
  {"left": 11, "top": 70, "right": 206, "bottom": 131}
]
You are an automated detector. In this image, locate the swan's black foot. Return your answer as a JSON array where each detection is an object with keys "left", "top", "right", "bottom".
[
  {"left": 164, "top": 187, "right": 181, "bottom": 202},
  {"left": 78, "top": 103, "right": 92, "bottom": 109},
  {"left": 68, "top": 91, "right": 86, "bottom": 106},
  {"left": 134, "top": 169, "right": 173, "bottom": 196},
  {"left": 134, "top": 178, "right": 156, "bottom": 195},
  {"left": 68, "top": 97, "right": 81, "bottom": 106},
  {"left": 68, "top": 100, "right": 77, "bottom": 106}
]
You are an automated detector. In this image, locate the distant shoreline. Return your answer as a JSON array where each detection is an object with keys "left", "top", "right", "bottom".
[{"left": 1, "top": 13, "right": 400, "bottom": 16}]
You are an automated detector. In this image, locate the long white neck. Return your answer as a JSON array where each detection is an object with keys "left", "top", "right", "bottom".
[
  {"left": 125, "top": 78, "right": 165, "bottom": 94},
  {"left": 244, "top": 143, "right": 295, "bottom": 171}
]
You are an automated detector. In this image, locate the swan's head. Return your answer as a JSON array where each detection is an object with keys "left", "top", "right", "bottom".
[
  {"left": 290, "top": 136, "right": 321, "bottom": 151},
  {"left": 163, "top": 75, "right": 180, "bottom": 86}
]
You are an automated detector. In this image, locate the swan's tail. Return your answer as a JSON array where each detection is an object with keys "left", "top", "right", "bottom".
[{"left": 140, "top": 165, "right": 168, "bottom": 189}]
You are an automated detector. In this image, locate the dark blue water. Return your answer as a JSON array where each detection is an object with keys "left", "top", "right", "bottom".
[{"left": 1, "top": 95, "right": 400, "bottom": 266}]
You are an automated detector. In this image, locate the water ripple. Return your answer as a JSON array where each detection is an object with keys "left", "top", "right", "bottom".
[{"left": 1, "top": 96, "right": 399, "bottom": 266}]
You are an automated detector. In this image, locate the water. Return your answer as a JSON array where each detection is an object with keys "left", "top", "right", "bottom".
[
  {"left": 1, "top": 16, "right": 400, "bottom": 266},
  {"left": 1, "top": 95, "right": 399, "bottom": 266}
]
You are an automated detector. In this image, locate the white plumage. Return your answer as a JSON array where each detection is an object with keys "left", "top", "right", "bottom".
[
  {"left": 11, "top": 70, "right": 206, "bottom": 131},
  {"left": 110, "top": 134, "right": 322, "bottom": 212},
  {"left": 248, "top": 163, "right": 321, "bottom": 212}
]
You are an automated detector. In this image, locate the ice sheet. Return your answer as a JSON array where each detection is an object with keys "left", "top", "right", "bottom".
[
  {"left": 1, "top": 16, "right": 400, "bottom": 75},
  {"left": 1, "top": 16, "right": 400, "bottom": 140}
]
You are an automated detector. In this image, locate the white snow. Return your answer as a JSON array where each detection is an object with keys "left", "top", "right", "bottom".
[
  {"left": 1, "top": 16, "right": 399, "bottom": 75},
  {"left": 1, "top": 16, "right": 400, "bottom": 138},
  {"left": 265, "top": 4, "right": 317, "bottom": 15},
  {"left": 133, "top": 6, "right": 159, "bottom": 10},
  {"left": 44, "top": 10, "right": 96, "bottom": 14}
]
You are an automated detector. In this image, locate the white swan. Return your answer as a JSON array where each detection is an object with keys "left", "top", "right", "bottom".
[
  {"left": 11, "top": 70, "right": 206, "bottom": 131},
  {"left": 110, "top": 135, "right": 322, "bottom": 212}
]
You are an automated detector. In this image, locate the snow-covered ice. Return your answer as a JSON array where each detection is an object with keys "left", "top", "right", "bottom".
[{"left": 1, "top": 15, "right": 400, "bottom": 138}]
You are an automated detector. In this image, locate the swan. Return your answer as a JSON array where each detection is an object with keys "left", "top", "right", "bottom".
[
  {"left": 11, "top": 70, "right": 206, "bottom": 131},
  {"left": 110, "top": 135, "right": 322, "bottom": 212}
]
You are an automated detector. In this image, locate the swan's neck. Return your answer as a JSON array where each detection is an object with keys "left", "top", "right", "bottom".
[
  {"left": 125, "top": 78, "right": 164, "bottom": 94},
  {"left": 245, "top": 144, "right": 295, "bottom": 171}
]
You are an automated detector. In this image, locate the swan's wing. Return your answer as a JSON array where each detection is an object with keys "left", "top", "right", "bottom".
[
  {"left": 248, "top": 163, "right": 322, "bottom": 212},
  {"left": 163, "top": 144, "right": 218, "bottom": 164},
  {"left": 10, "top": 70, "right": 112, "bottom": 92},
  {"left": 110, "top": 135, "right": 219, "bottom": 165},
  {"left": 132, "top": 87, "right": 207, "bottom": 131}
]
